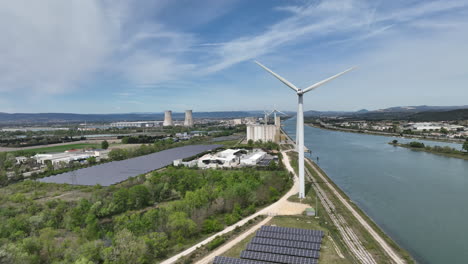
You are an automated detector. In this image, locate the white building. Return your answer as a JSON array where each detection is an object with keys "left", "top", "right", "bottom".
[
  {"left": 247, "top": 125, "right": 277, "bottom": 142},
  {"left": 173, "top": 148, "right": 268, "bottom": 169},
  {"left": 110, "top": 121, "right": 161, "bottom": 128},
  {"left": 34, "top": 150, "right": 105, "bottom": 166},
  {"left": 240, "top": 150, "right": 267, "bottom": 166}
]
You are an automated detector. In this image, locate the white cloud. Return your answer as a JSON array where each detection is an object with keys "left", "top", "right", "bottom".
[
  {"left": 200, "top": 0, "right": 468, "bottom": 75},
  {"left": 0, "top": 0, "right": 117, "bottom": 94}
]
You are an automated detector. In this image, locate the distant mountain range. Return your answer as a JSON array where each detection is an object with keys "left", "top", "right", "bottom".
[
  {"left": 0, "top": 111, "right": 262, "bottom": 125},
  {"left": 304, "top": 105, "right": 468, "bottom": 121},
  {"left": 0, "top": 105, "right": 467, "bottom": 125}
]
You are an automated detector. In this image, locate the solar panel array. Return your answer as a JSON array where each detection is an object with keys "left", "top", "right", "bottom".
[
  {"left": 261, "top": 225, "right": 324, "bottom": 237},
  {"left": 246, "top": 244, "right": 320, "bottom": 259},
  {"left": 255, "top": 230, "right": 323, "bottom": 244},
  {"left": 250, "top": 237, "right": 321, "bottom": 251},
  {"left": 213, "top": 256, "right": 267, "bottom": 264},
  {"left": 38, "top": 145, "right": 221, "bottom": 186},
  {"left": 215, "top": 225, "right": 324, "bottom": 264},
  {"left": 240, "top": 251, "right": 318, "bottom": 264}
]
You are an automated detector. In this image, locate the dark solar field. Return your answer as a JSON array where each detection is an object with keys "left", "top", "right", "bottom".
[{"left": 38, "top": 144, "right": 221, "bottom": 186}]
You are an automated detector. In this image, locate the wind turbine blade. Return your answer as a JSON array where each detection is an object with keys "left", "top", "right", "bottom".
[
  {"left": 255, "top": 61, "right": 299, "bottom": 92},
  {"left": 277, "top": 110, "right": 288, "bottom": 116},
  {"left": 302, "top": 66, "right": 357, "bottom": 94}
]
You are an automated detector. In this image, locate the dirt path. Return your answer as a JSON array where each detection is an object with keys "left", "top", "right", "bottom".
[
  {"left": 305, "top": 158, "right": 406, "bottom": 264},
  {"left": 160, "top": 151, "right": 307, "bottom": 264}
]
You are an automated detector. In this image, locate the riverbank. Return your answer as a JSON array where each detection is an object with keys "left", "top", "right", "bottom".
[
  {"left": 307, "top": 122, "right": 465, "bottom": 144},
  {"left": 389, "top": 142, "right": 468, "bottom": 160}
]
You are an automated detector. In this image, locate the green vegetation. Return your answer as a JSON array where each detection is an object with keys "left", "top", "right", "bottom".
[
  {"left": 12, "top": 143, "right": 101, "bottom": 155},
  {"left": 390, "top": 141, "right": 468, "bottom": 160},
  {"left": 101, "top": 140, "right": 109, "bottom": 150},
  {"left": 0, "top": 164, "right": 291, "bottom": 264}
]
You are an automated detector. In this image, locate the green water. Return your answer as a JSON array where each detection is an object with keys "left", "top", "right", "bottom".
[{"left": 283, "top": 119, "right": 468, "bottom": 264}]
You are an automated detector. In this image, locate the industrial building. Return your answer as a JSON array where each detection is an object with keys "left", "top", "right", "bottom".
[
  {"left": 34, "top": 149, "right": 107, "bottom": 166},
  {"left": 173, "top": 148, "right": 272, "bottom": 169},
  {"left": 246, "top": 125, "right": 278, "bottom": 142},
  {"left": 109, "top": 121, "right": 160, "bottom": 128}
]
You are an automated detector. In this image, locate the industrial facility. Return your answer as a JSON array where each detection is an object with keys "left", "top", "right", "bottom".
[
  {"left": 246, "top": 113, "right": 283, "bottom": 143},
  {"left": 163, "top": 110, "right": 173, "bottom": 126},
  {"left": 173, "top": 148, "right": 275, "bottom": 169}
]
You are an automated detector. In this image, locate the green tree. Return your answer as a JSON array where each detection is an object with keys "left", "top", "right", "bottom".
[
  {"left": 142, "top": 232, "right": 169, "bottom": 259},
  {"left": 168, "top": 212, "right": 196, "bottom": 242},
  {"left": 128, "top": 185, "right": 150, "bottom": 209},
  {"left": 101, "top": 140, "right": 109, "bottom": 149},
  {"left": 103, "top": 229, "right": 147, "bottom": 264},
  {"left": 108, "top": 149, "right": 128, "bottom": 161},
  {"left": 86, "top": 156, "right": 96, "bottom": 165},
  {"left": 463, "top": 140, "right": 468, "bottom": 152}
]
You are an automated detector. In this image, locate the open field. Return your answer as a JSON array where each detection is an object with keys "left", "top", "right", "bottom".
[{"left": 13, "top": 143, "right": 102, "bottom": 154}]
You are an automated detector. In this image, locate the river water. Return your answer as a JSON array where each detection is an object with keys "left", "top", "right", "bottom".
[{"left": 283, "top": 118, "right": 468, "bottom": 264}]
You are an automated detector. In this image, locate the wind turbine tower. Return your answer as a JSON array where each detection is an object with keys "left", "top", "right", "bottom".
[{"left": 255, "top": 61, "right": 355, "bottom": 198}]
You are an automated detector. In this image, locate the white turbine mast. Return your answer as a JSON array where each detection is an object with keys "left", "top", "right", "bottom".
[
  {"left": 255, "top": 61, "right": 355, "bottom": 199},
  {"left": 263, "top": 110, "right": 273, "bottom": 124}
]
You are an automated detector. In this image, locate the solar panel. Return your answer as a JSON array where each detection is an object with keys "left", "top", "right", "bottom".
[
  {"left": 246, "top": 243, "right": 320, "bottom": 259},
  {"left": 255, "top": 230, "right": 322, "bottom": 244},
  {"left": 261, "top": 226, "right": 324, "bottom": 237},
  {"left": 213, "top": 256, "right": 268, "bottom": 264},
  {"left": 38, "top": 145, "right": 221, "bottom": 186},
  {"left": 250, "top": 237, "right": 321, "bottom": 251},
  {"left": 241, "top": 250, "right": 318, "bottom": 264}
]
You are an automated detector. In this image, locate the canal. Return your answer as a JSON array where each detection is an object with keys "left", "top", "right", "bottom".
[{"left": 283, "top": 118, "right": 468, "bottom": 264}]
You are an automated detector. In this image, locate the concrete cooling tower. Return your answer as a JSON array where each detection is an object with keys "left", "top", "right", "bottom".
[
  {"left": 163, "top": 110, "right": 173, "bottom": 126},
  {"left": 184, "top": 110, "right": 193, "bottom": 127}
]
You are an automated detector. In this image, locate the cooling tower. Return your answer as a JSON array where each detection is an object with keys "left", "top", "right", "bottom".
[
  {"left": 184, "top": 110, "right": 193, "bottom": 127},
  {"left": 275, "top": 116, "right": 281, "bottom": 127},
  {"left": 163, "top": 110, "right": 173, "bottom": 126}
]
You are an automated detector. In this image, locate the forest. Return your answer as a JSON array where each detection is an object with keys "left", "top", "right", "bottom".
[{"left": 0, "top": 165, "right": 291, "bottom": 263}]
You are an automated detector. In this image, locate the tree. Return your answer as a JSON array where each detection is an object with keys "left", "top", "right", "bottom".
[
  {"left": 86, "top": 156, "right": 96, "bottom": 165},
  {"left": 108, "top": 149, "right": 128, "bottom": 161},
  {"left": 392, "top": 140, "right": 398, "bottom": 144},
  {"left": 101, "top": 140, "right": 109, "bottom": 150},
  {"left": 103, "top": 229, "right": 147, "bottom": 264},
  {"left": 128, "top": 185, "right": 150, "bottom": 209},
  {"left": 247, "top": 139, "right": 253, "bottom": 146},
  {"left": 463, "top": 140, "right": 468, "bottom": 152}
]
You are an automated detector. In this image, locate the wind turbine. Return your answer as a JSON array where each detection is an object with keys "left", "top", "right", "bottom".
[{"left": 255, "top": 61, "right": 355, "bottom": 198}]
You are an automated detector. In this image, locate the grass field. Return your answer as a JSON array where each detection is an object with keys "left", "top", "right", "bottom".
[{"left": 15, "top": 143, "right": 101, "bottom": 154}]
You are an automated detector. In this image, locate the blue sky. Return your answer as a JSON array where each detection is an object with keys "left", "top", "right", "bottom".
[{"left": 1, "top": 0, "right": 468, "bottom": 113}]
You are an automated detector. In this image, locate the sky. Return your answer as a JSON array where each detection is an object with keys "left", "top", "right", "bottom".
[{"left": 0, "top": 0, "right": 467, "bottom": 113}]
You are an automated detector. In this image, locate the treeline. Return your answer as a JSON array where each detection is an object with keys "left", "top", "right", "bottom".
[
  {"left": 0, "top": 136, "right": 84, "bottom": 148},
  {"left": 391, "top": 140, "right": 468, "bottom": 155},
  {"left": 119, "top": 135, "right": 166, "bottom": 144},
  {"left": 0, "top": 166, "right": 291, "bottom": 263}
]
